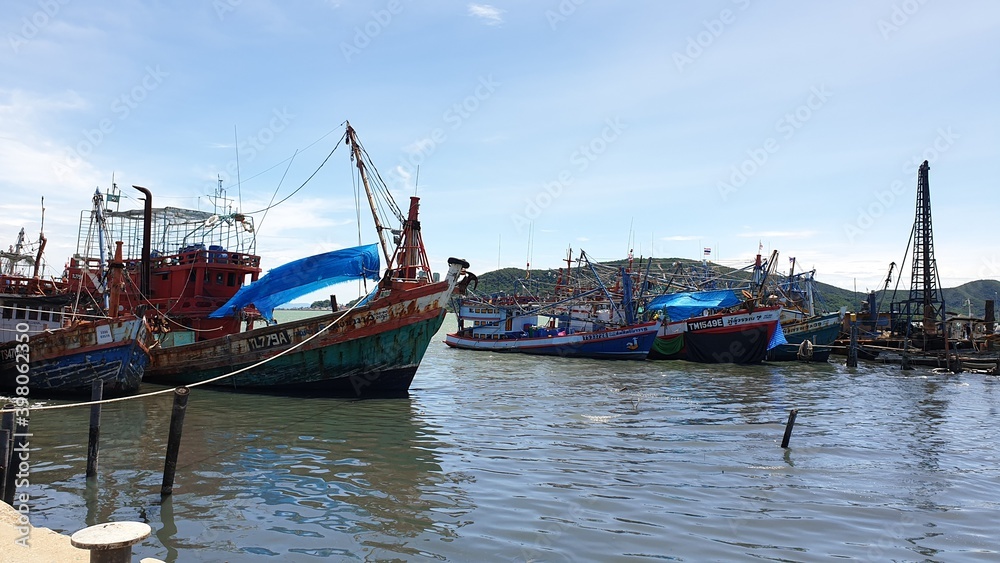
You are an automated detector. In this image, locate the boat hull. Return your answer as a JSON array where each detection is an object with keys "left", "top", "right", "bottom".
[
  {"left": 146, "top": 276, "right": 459, "bottom": 397},
  {"left": 0, "top": 317, "right": 150, "bottom": 396},
  {"left": 648, "top": 307, "right": 781, "bottom": 364},
  {"left": 444, "top": 321, "right": 659, "bottom": 360}
]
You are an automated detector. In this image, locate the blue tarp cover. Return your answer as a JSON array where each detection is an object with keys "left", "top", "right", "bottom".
[
  {"left": 209, "top": 244, "right": 381, "bottom": 321},
  {"left": 767, "top": 321, "right": 788, "bottom": 350},
  {"left": 646, "top": 290, "right": 741, "bottom": 322}
]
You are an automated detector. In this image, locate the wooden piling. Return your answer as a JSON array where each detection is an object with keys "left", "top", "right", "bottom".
[
  {"left": 780, "top": 409, "right": 798, "bottom": 448},
  {"left": 87, "top": 380, "right": 103, "bottom": 480},
  {"left": 4, "top": 416, "right": 28, "bottom": 506},
  {"left": 0, "top": 404, "right": 12, "bottom": 445},
  {"left": 160, "top": 387, "right": 190, "bottom": 497},
  {"left": 0, "top": 406, "right": 12, "bottom": 505},
  {"left": 847, "top": 314, "right": 859, "bottom": 368},
  {"left": 0, "top": 429, "right": 9, "bottom": 504}
]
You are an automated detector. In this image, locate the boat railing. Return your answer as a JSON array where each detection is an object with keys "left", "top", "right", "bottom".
[
  {"left": 0, "top": 275, "right": 67, "bottom": 295},
  {"left": 150, "top": 249, "right": 260, "bottom": 269}
]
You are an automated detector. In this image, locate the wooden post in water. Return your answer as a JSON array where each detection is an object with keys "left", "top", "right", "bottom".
[
  {"left": 847, "top": 314, "right": 859, "bottom": 368},
  {"left": 780, "top": 409, "right": 798, "bottom": 448},
  {"left": 0, "top": 404, "right": 12, "bottom": 446},
  {"left": 87, "top": 380, "right": 104, "bottom": 480},
  {"left": 161, "top": 387, "right": 190, "bottom": 497},
  {"left": 4, "top": 416, "right": 29, "bottom": 506},
  {"left": 0, "top": 429, "right": 9, "bottom": 505},
  {"left": 0, "top": 405, "right": 12, "bottom": 505}
]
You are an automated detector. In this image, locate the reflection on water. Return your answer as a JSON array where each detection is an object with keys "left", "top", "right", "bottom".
[
  {"left": 13, "top": 315, "right": 1000, "bottom": 561},
  {"left": 25, "top": 390, "right": 473, "bottom": 562}
]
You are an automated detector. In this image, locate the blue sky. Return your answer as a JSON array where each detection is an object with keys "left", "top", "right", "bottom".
[{"left": 2, "top": 1, "right": 998, "bottom": 304}]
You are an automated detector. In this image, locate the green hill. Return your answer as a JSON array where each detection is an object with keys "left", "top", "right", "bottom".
[{"left": 467, "top": 259, "right": 1000, "bottom": 317}]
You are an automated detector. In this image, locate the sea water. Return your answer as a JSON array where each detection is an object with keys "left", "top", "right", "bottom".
[{"left": 12, "top": 313, "right": 999, "bottom": 561}]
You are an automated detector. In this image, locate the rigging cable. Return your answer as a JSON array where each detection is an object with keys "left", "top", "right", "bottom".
[{"left": 240, "top": 129, "right": 348, "bottom": 215}]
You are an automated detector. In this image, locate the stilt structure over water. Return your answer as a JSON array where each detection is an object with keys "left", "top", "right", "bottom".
[{"left": 891, "top": 160, "right": 946, "bottom": 349}]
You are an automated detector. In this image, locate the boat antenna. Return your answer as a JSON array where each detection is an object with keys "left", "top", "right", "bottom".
[
  {"left": 525, "top": 222, "right": 533, "bottom": 280},
  {"left": 627, "top": 217, "right": 634, "bottom": 258},
  {"left": 414, "top": 165, "right": 420, "bottom": 196},
  {"left": 234, "top": 125, "right": 243, "bottom": 211}
]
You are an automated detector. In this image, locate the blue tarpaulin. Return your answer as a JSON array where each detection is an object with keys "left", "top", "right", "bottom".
[
  {"left": 646, "top": 290, "right": 741, "bottom": 322},
  {"left": 209, "top": 244, "right": 381, "bottom": 321},
  {"left": 767, "top": 321, "right": 788, "bottom": 350}
]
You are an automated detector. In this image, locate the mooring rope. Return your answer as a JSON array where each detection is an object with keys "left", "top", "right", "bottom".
[{"left": 0, "top": 296, "right": 368, "bottom": 413}]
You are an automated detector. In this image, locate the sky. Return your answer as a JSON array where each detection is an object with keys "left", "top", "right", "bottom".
[{"left": 1, "top": 1, "right": 998, "bottom": 304}]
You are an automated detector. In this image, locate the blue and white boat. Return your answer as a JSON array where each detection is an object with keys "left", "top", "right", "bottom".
[
  {"left": 445, "top": 261, "right": 658, "bottom": 360},
  {"left": 445, "top": 306, "right": 658, "bottom": 360},
  {"left": 1, "top": 313, "right": 150, "bottom": 396}
]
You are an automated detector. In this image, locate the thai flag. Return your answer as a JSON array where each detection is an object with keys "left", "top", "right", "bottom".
[{"left": 703, "top": 247, "right": 711, "bottom": 256}]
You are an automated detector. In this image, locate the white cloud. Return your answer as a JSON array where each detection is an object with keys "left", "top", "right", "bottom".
[
  {"left": 468, "top": 3, "right": 504, "bottom": 26},
  {"left": 737, "top": 231, "right": 818, "bottom": 239}
]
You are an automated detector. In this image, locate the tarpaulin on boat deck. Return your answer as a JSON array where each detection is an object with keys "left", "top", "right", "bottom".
[
  {"left": 209, "top": 244, "right": 381, "bottom": 321},
  {"left": 646, "top": 290, "right": 741, "bottom": 322}
]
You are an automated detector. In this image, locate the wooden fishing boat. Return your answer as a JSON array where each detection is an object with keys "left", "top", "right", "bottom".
[
  {"left": 645, "top": 290, "right": 784, "bottom": 364},
  {"left": 446, "top": 253, "right": 658, "bottom": 360},
  {"left": 0, "top": 313, "right": 150, "bottom": 396},
  {"left": 66, "top": 122, "right": 471, "bottom": 397},
  {"left": 444, "top": 303, "right": 658, "bottom": 359},
  {"left": 0, "top": 227, "right": 150, "bottom": 396}
]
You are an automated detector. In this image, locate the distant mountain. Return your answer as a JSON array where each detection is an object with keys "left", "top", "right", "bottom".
[{"left": 468, "top": 259, "right": 1000, "bottom": 317}]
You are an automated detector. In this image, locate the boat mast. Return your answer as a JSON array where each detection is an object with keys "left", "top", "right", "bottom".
[
  {"left": 32, "top": 198, "right": 46, "bottom": 279},
  {"left": 93, "top": 189, "right": 110, "bottom": 310},
  {"left": 346, "top": 122, "right": 392, "bottom": 265},
  {"left": 5, "top": 228, "right": 26, "bottom": 275}
]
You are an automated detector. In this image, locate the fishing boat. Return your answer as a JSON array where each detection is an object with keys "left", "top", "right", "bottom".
[
  {"left": 445, "top": 253, "right": 658, "bottom": 359},
  {"left": 66, "top": 122, "right": 471, "bottom": 397},
  {"left": 0, "top": 225, "right": 151, "bottom": 396},
  {"left": 445, "top": 302, "right": 659, "bottom": 359},
  {"left": 0, "top": 313, "right": 150, "bottom": 396},
  {"left": 645, "top": 289, "right": 784, "bottom": 363}
]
